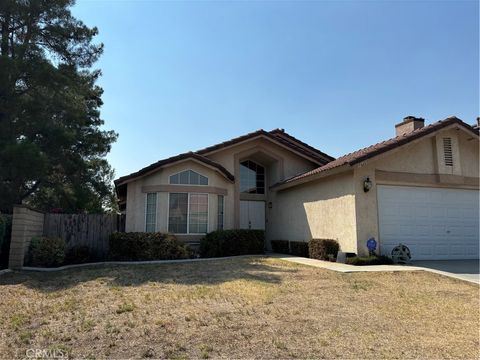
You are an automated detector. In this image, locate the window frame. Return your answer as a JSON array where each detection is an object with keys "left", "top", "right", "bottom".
[
  {"left": 169, "top": 169, "right": 209, "bottom": 186},
  {"left": 167, "top": 192, "right": 209, "bottom": 235},
  {"left": 239, "top": 160, "right": 266, "bottom": 194},
  {"left": 217, "top": 195, "right": 224, "bottom": 231},
  {"left": 145, "top": 192, "right": 157, "bottom": 232}
]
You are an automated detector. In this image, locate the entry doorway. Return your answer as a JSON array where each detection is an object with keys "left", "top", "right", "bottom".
[{"left": 240, "top": 201, "right": 265, "bottom": 230}]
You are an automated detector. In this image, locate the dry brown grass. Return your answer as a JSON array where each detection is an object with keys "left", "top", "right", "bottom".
[{"left": 0, "top": 257, "right": 478, "bottom": 359}]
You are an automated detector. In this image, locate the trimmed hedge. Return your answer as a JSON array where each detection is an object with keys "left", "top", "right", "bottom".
[
  {"left": 271, "top": 240, "right": 289, "bottom": 254},
  {"left": 0, "top": 216, "right": 6, "bottom": 246},
  {"left": 64, "top": 245, "right": 95, "bottom": 265},
  {"left": 200, "top": 229, "right": 264, "bottom": 258},
  {"left": 109, "top": 232, "right": 192, "bottom": 261},
  {"left": 271, "top": 240, "right": 309, "bottom": 258},
  {"left": 0, "top": 215, "right": 12, "bottom": 268},
  {"left": 308, "top": 239, "right": 340, "bottom": 260},
  {"left": 26, "top": 236, "right": 66, "bottom": 267},
  {"left": 346, "top": 255, "right": 393, "bottom": 266},
  {"left": 290, "top": 241, "right": 309, "bottom": 257}
]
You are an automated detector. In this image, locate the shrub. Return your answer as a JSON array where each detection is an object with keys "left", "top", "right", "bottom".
[
  {"left": 0, "top": 216, "right": 6, "bottom": 246},
  {"left": 289, "top": 241, "right": 309, "bottom": 257},
  {"left": 271, "top": 240, "right": 289, "bottom": 254},
  {"left": 109, "top": 232, "right": 192, "bottom": 261},
  {"left": 64, "top": 245, "right": 94, "bottom": 265},
  {"left": 26, "top": 237, "right": 66, "bottom": 267},
  {"left": 0, "top": 215, "right": 12, "bottom": 268},
  {"left": 200, "top": 229, "right": 264, "bottom": 258},
  {"left": 346, "top": 255, "right": 393, "bottom": 266},
  {"left": 308, "top": 239, "right": 340, "bottom": 260}
]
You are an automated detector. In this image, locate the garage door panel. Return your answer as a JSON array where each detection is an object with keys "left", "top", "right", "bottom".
[
  {"left": 415, "top": 206, "right": 431, "bottom": 218},
  {"left": 449, "top": 245, "right": 466, "bottom": 256},
  {"left": 450, "top": 225, "right": 475, "bottom": 237},
  {"left": 415, "top": 225, "right": 430, "bottom": 236},
  {"left": 378, "top": 185, "right": 479, "bottom": 260},
  {"left": 430, "top": 207, "right": 446, "bottom": 218}
]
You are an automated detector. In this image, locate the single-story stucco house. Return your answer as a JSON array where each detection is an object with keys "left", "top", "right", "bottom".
[{"left": 115, "top": 116, "right": 479, "bottom": 260}]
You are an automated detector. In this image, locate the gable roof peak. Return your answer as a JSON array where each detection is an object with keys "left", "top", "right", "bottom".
[{"left": 194, "top": 128, "right": 334, "bottom": 163}]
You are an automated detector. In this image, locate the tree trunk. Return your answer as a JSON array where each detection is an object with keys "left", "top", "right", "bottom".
[{"left": 1, "top": 14, "right": 10, "bottom": 57}]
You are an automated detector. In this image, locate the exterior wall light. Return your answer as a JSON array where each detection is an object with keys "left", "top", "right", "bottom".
[
  {"left": 363, "top": 177, "right": 373, "bottom": 193},
  {"left": 268, "top": 201, "right": 273, "bottom": 209}
]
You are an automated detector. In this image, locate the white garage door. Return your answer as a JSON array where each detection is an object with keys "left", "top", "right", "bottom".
[{"left": 378, "top": 185, "right": 479, "bottom": 260}]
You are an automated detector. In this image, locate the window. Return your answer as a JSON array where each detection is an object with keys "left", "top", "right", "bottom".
[
  {"left": 170, "top": 170, "right": 208, "bottom": 185},
  {"left": 443, "top": 137, "right": 453, "bottom": 167},
  {"left": 168, "top": 193, "right": 188, "bottom": 233},
  {"left": 145, "top": 193, "right": 157, "bottom": 232},
  {"left": 217, "top": 195, "right": 224, "bottom": 230},
  {"left": 240, "top": 160, "right": 265, "bottom": 194},
  {"left": 168, "top": 193, "right": 208, "bottom": 234},
  {"left": 189, "top": 194, "right": 208, "bottom": 233}
]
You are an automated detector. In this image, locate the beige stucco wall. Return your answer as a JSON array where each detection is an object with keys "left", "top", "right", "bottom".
[
  {"left": 353, "top": 127, "right": 479, "bottom": 255},
  {"left": 124, "top": 137, "right": 320, "bottom": 236},
  {"left": 207, "top": 137, "right": 317, "bottom": 184},
  {"left": 268, "top": 126, "right": 478, "bottom": 257},
  {"left": 125, "top": 160, "right": 234, "bottom": 234},
  {"left": 268, "top": 172, "right": 357, "bottom": 253}
]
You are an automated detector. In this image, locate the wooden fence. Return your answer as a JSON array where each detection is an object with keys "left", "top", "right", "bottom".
[{"left": 43, "top": 213, "right": 125, "bottom": 260}]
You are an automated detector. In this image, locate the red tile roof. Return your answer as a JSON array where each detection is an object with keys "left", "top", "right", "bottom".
[
  {"left": 269, "top": 129, "right": 335, "bottom": 162},
  {"left": 195, "top": 129, "right": 334, "bottom": 163},
  {"left": 114, "top": 152, "right": 235, "bottom": 187},
  {"left": 114, "top": 128, "right": 334, "bottom": 198},
  {"left": 115, "top": 129, "right": 333, "bottom": 186},
  {"left": 275, "top": 116, "right": 479, "bottom": 188}
]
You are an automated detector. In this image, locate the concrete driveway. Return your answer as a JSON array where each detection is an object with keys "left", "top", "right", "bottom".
[{"left": 411, "top": 260, "right": 480, "bottom": 284}]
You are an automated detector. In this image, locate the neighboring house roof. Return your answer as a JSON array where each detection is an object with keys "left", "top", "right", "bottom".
[{"left": 274, "top": 116, "right": 479, "bottom": 189}]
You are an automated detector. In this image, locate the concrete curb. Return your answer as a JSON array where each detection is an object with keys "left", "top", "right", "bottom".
[
  {"left": 0, "top": 269, "right": 12, "bottom": 276},
  {"left": 4, "top": 254, "right": 478, "bottom": 285},
  {"left": 17, "top": 254, "right": 265, "bottom": 272}
]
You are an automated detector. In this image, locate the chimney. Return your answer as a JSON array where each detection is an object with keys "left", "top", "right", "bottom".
[{"left": 395, "top": 116, "right": 425, "bottom": 136}]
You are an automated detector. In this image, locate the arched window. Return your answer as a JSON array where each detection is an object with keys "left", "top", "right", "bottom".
[
  {"left": 169, "top": 170, "right": 208, "bottom": 185},
  {"left": 240, "top": 160, "right": 265, "bottom": 194}
]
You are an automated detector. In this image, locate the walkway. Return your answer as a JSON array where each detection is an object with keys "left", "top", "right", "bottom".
[{"left": 270, "top": 253, "right": 479, "bottom": 285}]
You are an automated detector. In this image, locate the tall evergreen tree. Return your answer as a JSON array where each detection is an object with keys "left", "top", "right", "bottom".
[{"left": 0, "top": 0, "right": 117, "bottom": 213}]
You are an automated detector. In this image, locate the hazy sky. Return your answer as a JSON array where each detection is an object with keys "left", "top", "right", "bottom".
[{"left": 72, "top": 0, "right": 479, "bottom": 179}]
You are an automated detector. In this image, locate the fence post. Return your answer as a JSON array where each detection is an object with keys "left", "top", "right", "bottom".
[{"left": 8, "top": 205, "right": 45, "bottom": 269}]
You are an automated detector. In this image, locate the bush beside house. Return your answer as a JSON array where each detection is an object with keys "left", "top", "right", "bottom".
[
  {"left": 290, "top": 241, "right": 309, "bottom": 257},
  {"left": 109, "top": 232, "right": 192, "bottom": 261},
  {"left": 0, "top": 215, "right": 12, "bottom": 269},
  {"left": 200, "top": 230, "right": 264, "bottom": 258},
  {"left": 271, "top": 240, "right": 289, "bottom": 254},
  {"left": 64, "top": 245, "right": 95, "bottom": 265},
  {"left": 346, "top": 255, "right": 393, "bottom": 266},
  {"left": 308, "top": 239, "right": 340, "bottom": 261},
  {"left": 271, "top": 240, "right": 309, "bottom": 258},
  {"left": 26, "top": 236, "right": 66, "bottom": 267}
]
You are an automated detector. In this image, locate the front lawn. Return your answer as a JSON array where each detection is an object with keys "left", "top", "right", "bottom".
[{"left": 0, "top": 257, "right": 478, "bottom": 359}]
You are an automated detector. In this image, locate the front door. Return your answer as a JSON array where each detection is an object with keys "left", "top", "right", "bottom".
[{"left": 240, "top": 201, "right": 265, "bottom": 230}]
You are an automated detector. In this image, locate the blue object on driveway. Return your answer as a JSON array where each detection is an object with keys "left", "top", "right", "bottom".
[{"left": 367, "top": 238, "right": 377, "bottom": 255}]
